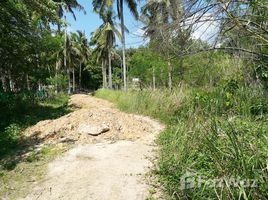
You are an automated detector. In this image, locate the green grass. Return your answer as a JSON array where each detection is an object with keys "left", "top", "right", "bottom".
[
  {"left": 95, "top": 86, "right": 268, "bottom": 199},
  {"left": 0, "top": 92, "right": 71, "bottom": 199},
  {"left": 0, "top": 92, "right": 70, "bottom": 158}
]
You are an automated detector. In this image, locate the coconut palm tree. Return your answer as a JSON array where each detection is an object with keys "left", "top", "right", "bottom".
[
  {"left": 91, "top": 9, "right": 121, "bottom": 89},
  {"left": 53, "top": 0, "right": 85, "bottom": 30},
  {"left": 92, "top": 43, "right": 108, "bottom": 88},
  {"left": 141, "top": 0, "right": 184, "bottom": 90},
  {"left": 53, "top": 0, "right": 85, "bottom": 93},
  {"left": 65, "top": 33, "right": 73, "bottom": 93},
  {"left": 93, "top": 0, "right": 138, "bottom": 91},
  {"left": 72, "top": 31, "right": 91, "bottom": 90}
]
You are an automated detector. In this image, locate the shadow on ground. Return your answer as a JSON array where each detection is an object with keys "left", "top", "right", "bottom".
[{"left": 0, "top": 99, "right": 71, "bottom": 170}]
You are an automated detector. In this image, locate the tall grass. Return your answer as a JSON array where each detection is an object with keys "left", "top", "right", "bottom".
[
  {"left": 95, "top": 85, "right": 268, "bottom": 199},
  {"left": 95, "top": 88, "right": 188, "bottom": 123}
]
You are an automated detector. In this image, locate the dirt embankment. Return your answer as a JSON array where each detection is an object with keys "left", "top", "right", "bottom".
[
  {"left": 20, "top": 94, "right": 164, "bottom": 200},
  {"left": 25, "top": 94, "right": 163, "bottom": 145}
]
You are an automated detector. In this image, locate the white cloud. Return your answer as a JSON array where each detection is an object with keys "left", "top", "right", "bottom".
[
  {"left": 66, "top": 26, "right": 74, "bottom": 33},
  {"left": 134, "top": 28, "right": 145, "bottom": 37},
  {"left": 185, "top": 13, "right": 220, "bottom": 44}
]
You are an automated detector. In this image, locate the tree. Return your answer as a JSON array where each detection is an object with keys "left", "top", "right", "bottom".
[
  {"left": 141, "top": 0, "right": 186, "bottom": 89},
  {"left": 53, "top": 0, "right": 85, "bottom": 93},
  {"left": 91, "top": 9, "right": 121, "bottom": 89},
  {"left": 128, "top": 47, "right": 167, "bottom": 88},
  {"left": 65, "top": 33, "right": 81, "bottom": 93},
  {"left": 93, "top": 0, "right": 138, "bottom": 91},
  {"left": 72, "top": 31, "right": 91, "bottom": 90},
  {"left": 92, "top": 44, "right": 108, "bottom": 88},
  {"left": 53, "top": 0, "right": 85, "bottom": 30},
  {"left": 0, "top": 0, "right": 61, "bottom": 92}
]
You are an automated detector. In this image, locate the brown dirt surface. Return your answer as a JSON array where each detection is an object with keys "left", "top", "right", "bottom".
[
  {"left": 19, "top": 94, "right": 165, "bottom": 200},
  {"left": 24, "top": 94, "right": 163, "bottom": 145}
]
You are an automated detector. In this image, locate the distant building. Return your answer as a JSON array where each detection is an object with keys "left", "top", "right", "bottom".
[{"left": 132, "top": 78, "right": 140, "bottom": 82}]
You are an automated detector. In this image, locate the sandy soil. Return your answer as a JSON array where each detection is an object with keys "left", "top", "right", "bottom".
[{"left": 20, "top": 94, "right": 164, "bottom": 200}]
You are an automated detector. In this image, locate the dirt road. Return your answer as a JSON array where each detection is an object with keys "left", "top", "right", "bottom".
[{"left": 21, "top": 94, "right": 164, "bottom": 200}]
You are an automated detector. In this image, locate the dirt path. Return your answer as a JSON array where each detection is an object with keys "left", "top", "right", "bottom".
[{"left": 21, "top": 94, "right": 164, "bottom": 200}]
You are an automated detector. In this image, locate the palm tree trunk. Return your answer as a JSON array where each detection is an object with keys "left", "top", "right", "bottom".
[
  {"left": 38, "top": 80, "right": 41, "bottom": 91},
  {"left": 102, "top": 60, "right": 107, "bottom": 88},
  {"left": 153, "top": 67, "right": 156, "bottom": 91},
  {"left": 79, "top": 62, "right": 82, "bottom": 90},
  {"left": 73, "top": 67, "right": 75, "bottom": 93},
  {"left": 26, "top": 74, "right": 30, "bottom": 91},
  {"left": 120, "top": 0, "right": 127, "bottom": 91},
  {"left": 64, "top": 15, "right": 67, "bottom": 74},
  {"left": 67, "top": 67, "right": 71, "bottom": 94},
  {"left": 108, "top": 51, "right": 112, "bottom": 89},
  {"left": 8, "top": 69, "right": 13, "bottom": 92},
  {"left": 64, "top": 15, "right": 71, "bottom": 95},
  {"left": 55, "top": 57, "right": 59, "bottom": 94},
  {"left": 168, "top": 60, "right": 172, "bottom": 90},
  {"left": 0, "top": 69, "right": 7, "bottom": 92}
]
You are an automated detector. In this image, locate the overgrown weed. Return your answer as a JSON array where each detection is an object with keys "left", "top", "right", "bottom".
[{"left": 95, "top": 84, "right": 268, "bottom": 199}]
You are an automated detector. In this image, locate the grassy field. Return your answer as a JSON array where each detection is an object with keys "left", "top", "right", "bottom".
[{"left": 95, "top": 86, "right": 268, "bottom": 199}]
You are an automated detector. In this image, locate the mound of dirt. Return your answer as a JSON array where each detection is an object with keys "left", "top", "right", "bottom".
[
  {"left": 24, "top": 94, "right": 164, "bottom": 145},
  {"left": 20, "top": 94, "right": 165, "bottom": 200}
]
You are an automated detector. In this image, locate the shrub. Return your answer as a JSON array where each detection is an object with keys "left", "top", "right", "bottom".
[
  {"left": 0, "top": 92, "right": 69, "bottom": 158},
  {"left": 0, "top": 124, "right": 21, "bottom": 155}
]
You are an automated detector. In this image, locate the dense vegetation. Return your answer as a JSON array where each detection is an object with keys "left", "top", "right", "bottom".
[
  {"left": 0, "top": 92, "right": 70, "bottom": 158},
  {"left": 1, "top": 0, "right": 268, "bottom": 199},
  {"left": 96, "top": 65, "right": 268, "bottom": 199}
]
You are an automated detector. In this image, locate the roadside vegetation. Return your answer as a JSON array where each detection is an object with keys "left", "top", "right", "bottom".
[
  {"left": 1, "top": 0, "right": 267, "bottom": 199},
  {"left": 95, "top": 52, "right": 268, "bottom": 199},
  {"left": 0, "top": 92, "right": 70, "bottom": 158},
  {"left": 0, "top": 91, "right": 71, "bottom": 198}
]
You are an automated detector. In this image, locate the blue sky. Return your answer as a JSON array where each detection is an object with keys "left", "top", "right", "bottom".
[
  {"left": 65, "top": 0, "right": 219, "bottom": 48},
  {"left": 65, "top": 0, "right": 146, "bottom": 48}
]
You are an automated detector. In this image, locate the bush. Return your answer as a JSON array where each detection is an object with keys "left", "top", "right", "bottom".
[
  {"left": 46, "top": 74, "right": 68, "bottom": 92},
  {"left": 0, "top": 124, "right": 21, "bottom": 155},
  {"left": 0, "top": 92, "right": 69, "bottom": 158}
]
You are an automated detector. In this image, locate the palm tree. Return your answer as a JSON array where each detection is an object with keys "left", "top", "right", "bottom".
[
  {"left": 61, "top": 32, "right": 79, "bottom": 94},
  {"left": 50, "top": 33, "right": 65, "bottom": 93},
  {"left": 91, "top": 9, "right": 121, "bottom": 89},
  {"left": 65, "top": 33, "right": 73, "bottom": 94},
  {"left": 92, "top": 43, "right": 108, "bottom": 88},
  {"left": 72, "top": 31, "right": 91, "bottom": 90},
  {"left": 53, "top": 0, "right": 85, "bottom": 93},
  {"left": 53, "top": 0, "right": 85, "bottom": 31},
  {"left": 93, "top": 0, "right": 138, "bottom": 91},
  {"left": 141, "top": 0, "right": 184, "bottom": 90}
]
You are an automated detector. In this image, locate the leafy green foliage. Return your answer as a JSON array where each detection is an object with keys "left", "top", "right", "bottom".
[
  {"left": 0, "top": 92, "right": 70, "bottom": 158},
  {"left": 128, "top": 48, "right": 168, "bottom": 86},
  {"left": 47, "top": 74, "right": 68, "bottom": 91}
]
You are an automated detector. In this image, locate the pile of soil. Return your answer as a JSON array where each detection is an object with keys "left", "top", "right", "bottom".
[
  {"left": 20, "top": 94, "right": 165, "bottom": 200},
  {"left": 24, "top": 94, "right": 163, "bottom": 145}
]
